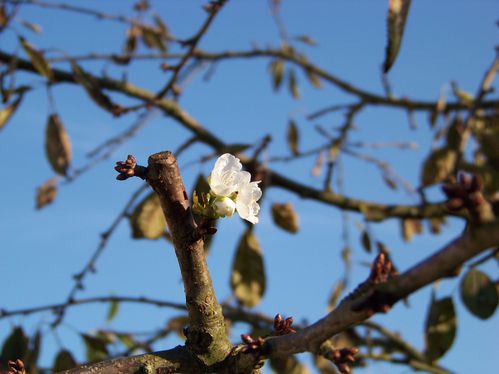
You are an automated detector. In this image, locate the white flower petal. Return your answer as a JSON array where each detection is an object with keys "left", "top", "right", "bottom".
[
  {"left": 235, "top": 181, "right": 262, "bottom": 224},
  {"left": 209, "top": 153, "right": 243, "bottom": 196}
]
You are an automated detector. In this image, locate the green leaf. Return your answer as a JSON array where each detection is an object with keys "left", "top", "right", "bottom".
[
  {"left": 231, "top": 229, "right": 266, "bottom": 308},
  {"left": 53, "top": 349, "right": 77, "bottom": 372},
  {"left": 460, "top": 269, "right": 498, "bottom": 320},
  {"left": 82, "top": 334, "right": 109, "bottom": 363},
  {"left": 45, "top": 114, "right": 72, "bottom": 176},
  {"left": 287, "top": 119, "right": 299, "bottom": 155},
  {"left": 191, "top": 174, "right": 216, "bottom": 252},
  {"left": 420, "top": 147, "right": 457, "bottom": 186},
  {"left": 271, "top": 202, "right": 299, "bottom": 233},
  {"left": 1, "top": 327, "right": 29, "bottom": 363},
  {"left": 424, "top": 295, "right": 456, "bottom": 362},
  {"left": 327, "top": 279, "right": 345, "bottom": 311},
  {"left": 270, "top": 355, "right": 310, "bottom": 374},
  {"left": 25, "top": 330, "right": 41, "bottom": 369},
  {"left": 116, "top": 333, "right": 136, "bottom": 351},
  {"left": 383, "top": 0, "right": 412, "bottom": 73},
  {"left": 0, "top": 94, "right": 23, "bottom": 131},
  {"left": 107, "top": 300, "right": 120, "bottom": 321},
  {"left": 71, "top": 61, "right": 121, "bottom": 115},
  {"left": 129, "top": 191, "right": 167, "bottom": 240},
  {"left": 19, "top": 36, "right": 53, "bottom": 80}
]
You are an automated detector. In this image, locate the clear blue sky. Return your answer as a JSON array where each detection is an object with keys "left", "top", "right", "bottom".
[{"left": 1, "top": 1, "right": 498, "bottom": 373}]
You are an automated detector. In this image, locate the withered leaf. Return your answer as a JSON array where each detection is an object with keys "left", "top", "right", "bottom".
[
  {"left": 401, "top": 218, "right": 422, "bottom": 242},
  {"left": 287, "top": 118, "right": 299, "bottom": 155},
  {"left": 311, "top": 150, "right": 324, "bottom": 177},
  {"left": 271, "top": 202, "right": 299, "bottom": 233},
  {"left": 420, "top": 147, "right": 457, "bottom": 186},
  {"left": 129, "top": 191, "right": 167, "bottom": 240},
  {"left": 141, "top": 25, "right": 167, "bottom": 52},
  {"left": 231, "top": 229, "right": 266, "bottom": 308},
  {"left": 0, "top": 94, "right": 23, "bottom": 130},
  {"left": 71, "top": 61, "right": 121, "bottom": 115},
  {"left": 383, "top": 0, "right": 412, "bottom": 73},
  {"left": 19, "top": 36, "right": 53, "bottom": 80},
  {"left": 288, "top": 68, "right": 300, "bottom": 99},
  {"left": 36, "top": 177, "right": 58, "bottom": 209},
  {"left": 45, "top": 114, "right": 72, "bottom": 176},
  {"left": 269, "top": 59, "right": 284, "bottom": 91},
  {"left": 360, "top": 230, "right": 372, "bottom": 253},
  {"left": 305, "top": 68, "right": 322, "bottom": 88},
  {"left": 20, "top": 20, "right": 42, "bottom": 34}
]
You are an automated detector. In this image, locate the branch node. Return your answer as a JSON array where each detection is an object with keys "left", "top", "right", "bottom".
[
  {"left": 349, "top": 253, "right": 396, "bottom": 314},
  {"left": 322, "top": 347, "right": 359, "bottom": 374}
]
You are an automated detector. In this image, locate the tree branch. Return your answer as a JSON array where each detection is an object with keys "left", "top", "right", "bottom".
[
  {"left": 263, "top": 220, "right": 499, "bottom": 357},
  {"left": 144, "top": 151, "right": 231, "bottom": 366},
  {"left": 0, "top": 50, "right": 464, "bottom": 220},
  {"left": 62, "top": 346, "right": 203, "bottom": 374}
]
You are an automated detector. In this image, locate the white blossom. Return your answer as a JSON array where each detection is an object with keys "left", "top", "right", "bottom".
[
  {"left": 208, "top": 153, "right": 262, "bottom": 224},
  {"left": 213, "top": 196, "right": 236, "bottom": 217},
  {"left": 209, "top": 153, "right": 250, "bottom": 196},
  {"left": 235, "top": 181, "right": 262, "bottom": 224}
]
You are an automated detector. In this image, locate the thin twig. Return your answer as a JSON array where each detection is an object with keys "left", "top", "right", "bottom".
[{"left": 52, "top": 183, "right": 149, "bottom": 326}]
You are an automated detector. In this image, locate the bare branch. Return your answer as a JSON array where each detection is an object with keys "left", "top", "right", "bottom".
[
  {"left": 0, "top": 50, "right": 464, "bottom": 220},
  {"left": 142, "top": 151, "right": 232, "bottom": 366},
  {"left": 263, "top": 220, "right": 499, "bottom": 356}
]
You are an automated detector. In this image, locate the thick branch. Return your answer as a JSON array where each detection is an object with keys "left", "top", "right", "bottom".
[
  {"left": 145, "top": 151, "right": 231, "bottom": 366},
  {"left": 263, "top": 220, "right": 499, "bottom": 356},
  {"left": 62, "top": 346, "right": 202, "bottom": 374},
  {"left": 268, "top": 169, "right": 458, "bottom": 220}
]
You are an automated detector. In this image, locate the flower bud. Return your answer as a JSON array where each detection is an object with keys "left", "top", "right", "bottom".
[{"left": 213, "top": 196, "right": 236, "bottom": 217}]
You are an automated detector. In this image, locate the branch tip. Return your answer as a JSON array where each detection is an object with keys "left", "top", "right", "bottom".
[{"left": 114, "top": 154, "right": 148, "bottom": 180}]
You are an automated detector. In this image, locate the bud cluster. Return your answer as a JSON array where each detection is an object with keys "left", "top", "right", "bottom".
[
  {"left": 442, "top": 172, "right": 495, "bottom": 224},
  {"left": 240, "top": 334, "right": 265, "bottom": 353},
  {"left": 273, "top": 313, "right": 296, "bottom": 336},
  {"left": 115, "top": 154, "right": 147, "bottom": 180},
  {"left": 7, "top": 359, "right": 25, "bottom": 374},
  {"left": 324, "top": 347, "right": 359, "bottom": 374}
]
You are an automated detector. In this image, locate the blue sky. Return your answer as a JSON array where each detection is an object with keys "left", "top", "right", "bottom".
[{"left": 1, "top": 1, "right": 498, "bottom": 373}]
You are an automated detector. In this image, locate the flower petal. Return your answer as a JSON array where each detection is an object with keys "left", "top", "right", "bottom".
[
  {"left": 236, "top": 181, "right": 262, "bottom": 224},
  {"left": 209, "top": 153, "right": 243, "bottom": 196}
]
